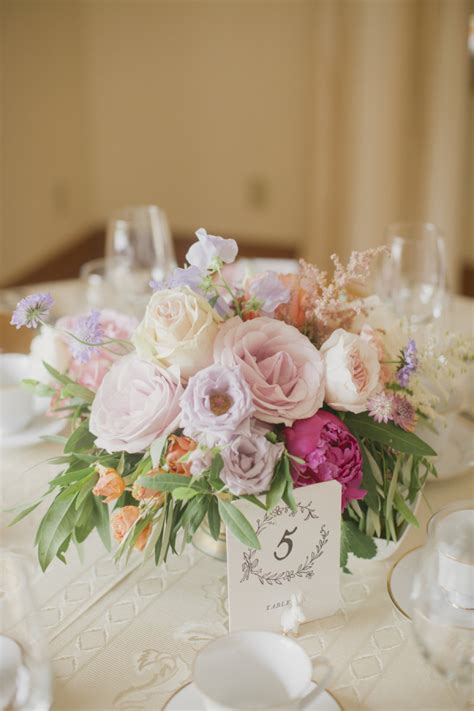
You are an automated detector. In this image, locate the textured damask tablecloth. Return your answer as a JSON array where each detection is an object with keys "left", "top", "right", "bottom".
[{"left": 1, "top": 284, "right": 473, "bottom": 710}]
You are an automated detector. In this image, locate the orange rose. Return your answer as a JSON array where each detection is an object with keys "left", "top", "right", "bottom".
[
  {"left": 275, "top": 274, "right": 307, "bottom": 330},
  {"left": 132, "top": 467, "right": 166, "bottom": 504},
  {"left": 92, "top": 464, "right": 125, "bottom": 503},
  {"left": 111, "top": 506, "right": 151, "bottom": 551},
  {"left": 165, "top": 435, "right": 196, "bottom": 476}
]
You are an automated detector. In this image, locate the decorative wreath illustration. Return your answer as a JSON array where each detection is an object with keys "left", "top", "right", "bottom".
[{"left": 240, "top": 502, "right": 330, "bottom": 586}]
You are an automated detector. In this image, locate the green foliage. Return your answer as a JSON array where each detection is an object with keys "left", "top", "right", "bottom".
[
  {"left": 340, "top": 519, "right": 377, "bottom": 573},
  {"left": 344, "top": 433, "right": 436, "bottom": 558},
  {"left": 344, "top": 412, "right": 437, "bottom": 457},
  {"left": 265, "top": 455, "right": 288, "bottom": 510},
  {"left": 218, "top": 499, "right": 261, "bottom": 550}
]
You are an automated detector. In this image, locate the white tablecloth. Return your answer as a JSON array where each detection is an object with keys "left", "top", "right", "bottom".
[{"left": 1, "top": 284, "right": 473, "bottom": 710}]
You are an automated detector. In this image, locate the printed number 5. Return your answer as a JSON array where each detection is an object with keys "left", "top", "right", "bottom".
[{"left": 273, "top": 526, "right": 298, "bottom": 561}]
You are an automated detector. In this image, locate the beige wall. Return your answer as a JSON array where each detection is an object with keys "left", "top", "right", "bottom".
[
  {"left": 1, "top": 0, "right": 472, "bottom": 288},
  {"left": 1, "top": 0, "right": 312, "bottom": 285},
  {"left": 2, "top": 1, "right": 92, "bottom": 285}
]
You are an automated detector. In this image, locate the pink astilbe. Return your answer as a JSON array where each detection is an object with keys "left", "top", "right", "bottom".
[{"left": 276, "top": 247, "right": 387, "bottom": 347}]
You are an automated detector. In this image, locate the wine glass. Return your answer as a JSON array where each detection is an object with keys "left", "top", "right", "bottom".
[
  {"left": 380, "top": 222, "right": 447, "bottom": 329},
  {"left": 0, "top": 550, "right": 52, "bottom": 710},
  {"left": 105, "top": 205, "right": 176, "bottom": 315},
  {"left": 411, "top": 501, "right": 474, "bottom": 706}
]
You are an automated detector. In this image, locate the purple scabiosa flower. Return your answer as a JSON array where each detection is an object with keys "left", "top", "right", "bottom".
[
  {"left": 10, "top": 292, "right": 54, "bottom": 329},
  {"left": 367, "top": 391, "right": 394, "bottom": 424},
  {"left": 392, "top": 394, "right": 416, "bottom": 432},
  {"left": 397, "top": 339, "right": 418, "bottom": 387},
  {"left": 186, "top": 228, "right": 238, "bottom": 270},
  {"left": 180, "top": 363, "right": 254, "bottom": 445},
  {"left": 247, "top": 272, "right": 291, "bottom": 314},
  {"left": 69, "top": 310, "right": 104, "bottom": 364}
]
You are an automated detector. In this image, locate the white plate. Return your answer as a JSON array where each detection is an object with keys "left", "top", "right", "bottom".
[
  {"left": 419, "top": 414, "right": 474, "bottom": 480},
  {"left": 387, "top": 547, "right": 423, "bottom": 620},
  {"left": 164, "top": 681, "right": 342, "bottom": 710},
  {"left": 0, "top": 413, "right": 65, "bottom": 449}
]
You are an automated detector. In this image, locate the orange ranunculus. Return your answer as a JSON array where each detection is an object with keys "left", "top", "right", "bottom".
[
  {"left": 111, "top": 506, "right": 151, "bottom": 551},
  {"left": 165, "top": 435, "right": 196, "bottom": 476},
  {"left": 92, "top": 464, "right": 125, "bottom": 503},
  {"left": 275, "top": 274, "right": 307, "bottom": 330},
  {"left": 132, "top": 467, "right": 166, "bottom": 504}
]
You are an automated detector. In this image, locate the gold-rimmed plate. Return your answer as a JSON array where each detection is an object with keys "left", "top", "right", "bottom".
[
  {"left": 387, "top": 546, "right": 424, "bottom": 620},
  {"left": 164, "top": 681, "right": 342, "bottom": 710}
]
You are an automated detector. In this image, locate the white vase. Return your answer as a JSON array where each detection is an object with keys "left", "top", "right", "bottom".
[{"left": 348, "top": 492, "right": 422, "bottom": 565}]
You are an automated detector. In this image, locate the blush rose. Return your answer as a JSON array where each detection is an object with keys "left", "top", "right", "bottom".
[
  {"left": 320, "top": 328, "right": 380, "bottom": 413},
  {"left": 213, "top": 316, "right": 325, "bottom": 426},
  {"left": 89, "top": 354, "right": 182, "bottom": 453}
]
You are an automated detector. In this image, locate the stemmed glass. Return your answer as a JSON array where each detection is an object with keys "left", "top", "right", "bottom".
[
  {"left": 377, "top": 222, "right": 447, "bottom": 329},
  {"left": 411, "top": 501, "right": 474, "bottom": 707},
  {"left": 105, "top": 205, "right": 176, "bottom": 315},
  {"left": 0, "top": 550, "right": 52, "bottom": 710}
]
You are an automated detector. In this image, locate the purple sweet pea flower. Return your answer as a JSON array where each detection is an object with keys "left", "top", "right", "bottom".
[
  {"left": 248, "top": 272, "right": 291, "bottom": 314},
  {"left": 149, "top": 279, "right": 166, "bottom": 292},
  {"left": 220, "top": 430, "right": 284, "bottom": 496},
  {"left": 396, "top": 338, "right": 418, "bottom": 387},
  {"left": 284, "top": 411, "right": 366, "bottom": 511},
  {"left": 186, "top": 228, "right": 238, "bottom": 270},
  {"left": 69, "top": 310, "right": 104, "bottom": 364},
  {"left": 11, "top": 292, "right": 54, "bottom": 329},
  {"left": 180, "top": 364, "right": 254, "bottom": 444},
  {"left": 168, "top": 265, "right": 206, "bottom": 291}
]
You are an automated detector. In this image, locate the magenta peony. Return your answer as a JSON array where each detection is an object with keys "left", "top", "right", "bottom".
[
  {"left": 213, "top": 316, "right": 325, "bottom": 426},
  {"left": 283, "top": 411, "right": 366, "bottom": 510}
]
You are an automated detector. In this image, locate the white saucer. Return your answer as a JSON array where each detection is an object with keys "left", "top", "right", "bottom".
[
  {"left": 164, "top": 681, "right": 342, "bottom": 710},
  {"left": 419, "top": 415, "right": 474, "bottom": 480},
  {"left": 387, "top": 547, "right": 423, "bottom": 620},
  {"left": 0, "top": 413, "right": 65, "bottom": 449}
]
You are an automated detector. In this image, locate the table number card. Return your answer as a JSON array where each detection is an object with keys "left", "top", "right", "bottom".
[{"left": 226, "top": 480, "right": 341, "bottom": 632}]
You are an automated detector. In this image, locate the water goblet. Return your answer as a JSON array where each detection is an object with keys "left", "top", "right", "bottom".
[{"left": 411, "top": 501, "right": 474, "bottom": 707}]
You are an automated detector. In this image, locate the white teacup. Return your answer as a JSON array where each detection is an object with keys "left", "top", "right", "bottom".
[
  {"left": 193, "top": 630, "right": 332, "bottom": 710},
  {"left": 0, "top": 354, "right": 35, "bottom": 434}
]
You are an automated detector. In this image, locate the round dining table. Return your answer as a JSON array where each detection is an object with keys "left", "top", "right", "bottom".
[{"left": 1, "top": 280, "right": 473, "bottom": 711}]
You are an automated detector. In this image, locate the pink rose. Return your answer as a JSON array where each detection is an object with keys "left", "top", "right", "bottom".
[
  {"left": 90, "top": 354, "right": 183, "bottom": 453},
  {"left": 213, "top": 316, "right": 325, "bottom": 426}
]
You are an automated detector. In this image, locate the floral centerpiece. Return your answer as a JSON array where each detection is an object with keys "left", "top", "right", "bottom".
[{"left": 9, "top": 229, "right": 470, "bottom": 572}]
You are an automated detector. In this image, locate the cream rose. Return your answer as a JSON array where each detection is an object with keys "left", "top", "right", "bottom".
[
  {"left": 320, "top": 328, "right": 380, "bottom": 413},
  {"left": 133, "top": 287, "right": 222, "bottom": 379}
]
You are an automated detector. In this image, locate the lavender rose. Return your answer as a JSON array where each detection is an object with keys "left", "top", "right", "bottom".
[
  {"left": 284, "top": 410, "right": 366, "bottom": 510},
  {"left": 90, "top": 354, "right": 182, "bottom": 453},
  {"left": 214, "top": 316, "right": 325, "bottom": 426},
  {"left": 180, "top": 364, "right": 254, "bottom": 444},
  {"left": 220, "top": 431, "right": 284, "bottom": 496}
]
